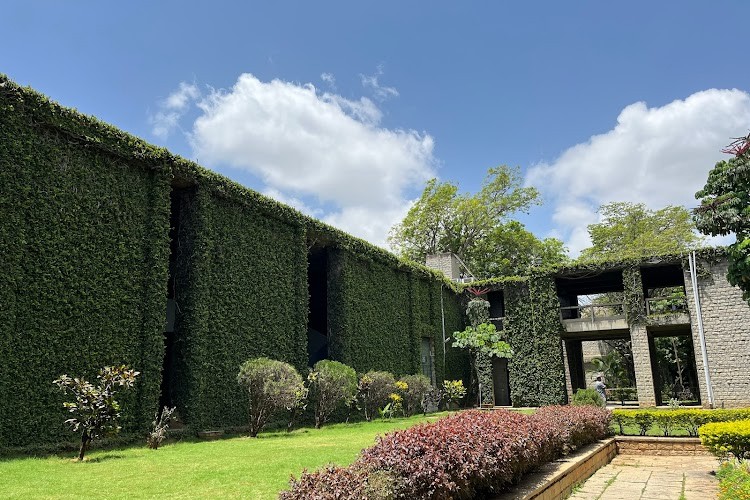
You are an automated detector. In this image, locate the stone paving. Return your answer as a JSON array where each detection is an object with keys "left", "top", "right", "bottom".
[{"left": 568, "top": 454, "right": 719, "bottom": 500}]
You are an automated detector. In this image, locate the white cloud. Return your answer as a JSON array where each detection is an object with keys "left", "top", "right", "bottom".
[
  {"left": 526, "top": 89, "right": 750, "bottom": 255},
  {"left": 320, "top": 72, "right": 336, "bottom": 89},
  {"left": 183, "top": 73, "right": 434, "bottom": 247},
  {"left": 150, "top": 82, "right": 200, "bottom": 139},
  {"left": 360, "top": 65, "right": 399, "bottom": 101}
]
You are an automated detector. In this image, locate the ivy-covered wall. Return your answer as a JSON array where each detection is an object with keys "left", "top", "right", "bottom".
[
  {"left": 503, "top": 276, "right": 568, "bottom": 406},
  {"left": 0, "top": 77, "right": 172, "bottom": 447},
  {"left": 170, "top": 187, "right": 309, "bottom": 431},
  {"left": 327, "top": 250, "right": 467, "bottom": 382},
  {"left": 0, "top": 75, "right": 468, "bottom": 447}
]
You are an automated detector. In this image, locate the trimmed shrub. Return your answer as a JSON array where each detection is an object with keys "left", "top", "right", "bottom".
[
  {"left": 310, "top": 360, "right": 358, "bottom": 428},
  {"left": 608, "top": 387, "right": 637, "bottom": 405},
  {"left": 700, "top": 420, "right": 750, "bottom": 461},
  {"left": 237, "top": 358, "right": 304, "bottom": 437},
  {"left": 283, "top": 406, "right": 611, "bottom": 499},
  {"left": 359, "top": 371, "right": 396, "bottom": 422},
  {"left": 534, "top": 405, "right": 612, "bottom": 450},
  {"left": 399, "top": 374, "right": 433, "bottom": 417},
  {"left": 572, "top": 388, "right": 605, "bottom": 407},
  {"left": 612, "top": 408, "right": 750, "bottom": 436}
]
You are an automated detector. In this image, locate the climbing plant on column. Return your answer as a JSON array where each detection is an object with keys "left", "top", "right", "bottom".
[{"left": 452, "top": 288, "right": 512, "bottom": 405}]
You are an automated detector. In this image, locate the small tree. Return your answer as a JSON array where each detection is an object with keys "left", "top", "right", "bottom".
[
  {"left": 53, "top": 365, "right": 140, "bottom": 461},
  {"left": 237, "top": 358, "right": 304, "bottom": 437},
  {"left": 309, "top": 360, "right": 357, "bottom": 428},
  {"left": 147, "top": 406, "right": 177, "bottom": 450},
  {"left": 358, "top": 371, "right": 396, "bottom": 421},
  {"left": 400, "top": 374, "right": 433, "bottom": 417}
]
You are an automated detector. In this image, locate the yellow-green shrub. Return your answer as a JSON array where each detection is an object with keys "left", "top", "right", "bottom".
[
  {"left": 700, "top": 420, "right": 750, "bottom": 461},
  {"left": 612, "top": 408, "right": 750, "bottom": 437}
]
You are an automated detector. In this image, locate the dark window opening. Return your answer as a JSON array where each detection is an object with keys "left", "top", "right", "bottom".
[
  {"left": 487, "top": 290, "right": 505, "bottom": 330},
  {"left": 307, "top": 246, "right": 329, "bottom": 366},
  {"left": 556, "top": 270, "right": 625, "bottom": 321},
  {"left": 160, "top": 186, "right": 190, "bottom": 410},
  {"left": 641, "top": 265, "right": 688, "bottom": 316}
]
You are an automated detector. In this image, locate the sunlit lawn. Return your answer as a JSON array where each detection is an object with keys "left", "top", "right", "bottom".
[{"left": 0, "top": 413, "right": 451, "bottom": 500}]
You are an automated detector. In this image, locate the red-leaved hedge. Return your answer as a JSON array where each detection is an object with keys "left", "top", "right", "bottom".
[{"left": 281, "top": 406, "right": 611, "bottom": 499}]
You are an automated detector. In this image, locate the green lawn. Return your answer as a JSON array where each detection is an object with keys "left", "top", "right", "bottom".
[{"left": 0, "top": 413, "right": 450, "bottom": 499}]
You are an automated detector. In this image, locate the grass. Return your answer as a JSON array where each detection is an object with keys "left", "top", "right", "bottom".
[{"left": 0, "top": 412, "right": 451, "bottom": 499}]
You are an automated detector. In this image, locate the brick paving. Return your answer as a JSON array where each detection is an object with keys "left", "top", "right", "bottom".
[{"left": 568, "top": 455, "right": 718, "bottom": 500}]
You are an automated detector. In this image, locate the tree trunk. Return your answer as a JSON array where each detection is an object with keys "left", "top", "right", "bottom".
[{"left": 78, "top": 431, "right": 90, "bottom": 461}]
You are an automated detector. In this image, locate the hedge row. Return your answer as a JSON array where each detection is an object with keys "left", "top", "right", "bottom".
[
  {"left": 612, "top": 408, "right": 750, "bottom": 437},
  {"left": 282, "top": 406, "right": 611, "bottom": 499}
]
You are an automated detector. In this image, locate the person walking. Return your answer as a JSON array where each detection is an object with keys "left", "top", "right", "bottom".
[{"left": 594, "top": 376, "right": 607, "bottom": 403}]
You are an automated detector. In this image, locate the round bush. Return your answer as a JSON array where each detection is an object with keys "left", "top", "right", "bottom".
[
  {"left": 572, "top": 388, "right": 605, "bottom": 407},
  {"left": 310, "top": 360, "right": 358, "bottom": 428},
  {"left": 359, "top": 371, "right": 396, "bottom": 421},
  {"left": 399, "top": 374, "right": 433, "bottom": 416},
  {"left": 237, "top": 357, "right": 304, "bottom": 437}
]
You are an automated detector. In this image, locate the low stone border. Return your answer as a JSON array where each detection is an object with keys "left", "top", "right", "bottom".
[
  {"left": 615, "top": 436, "right": 710, "bottom": 456},
  {"left": 494, "top": 438, "right": 617, "bottom": 500}
]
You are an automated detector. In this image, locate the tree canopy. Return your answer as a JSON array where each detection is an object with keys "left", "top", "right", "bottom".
[
  {"left": 694, "top": 133, "right": 750, "bottom": 303},
  {"left": 388, "top": 166, "right": 569, "bottom": 278},
  {"left": 578, "top": 202, "right": 704, "bottom": 262}
]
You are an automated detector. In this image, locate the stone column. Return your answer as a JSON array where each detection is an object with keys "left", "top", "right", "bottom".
[
  {"left": 630, "top": 323, "right": 657, "bottom": 407},
  {"left": 561, "top": 340, "right": 574, "bottom": 403}
]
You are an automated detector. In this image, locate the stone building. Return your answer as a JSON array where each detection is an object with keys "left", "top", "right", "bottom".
[{"left": 427, "top": 251, "right": 750, "bottom": 408}]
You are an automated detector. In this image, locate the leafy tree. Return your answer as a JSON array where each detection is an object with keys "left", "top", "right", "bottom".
[
  {"left": 389, "top": 166, "right": 568, "bottom": 277},
  {"left": 578, "top": 202, "right": 703, "bottom": 262},
  {"left": 53, "top": 365, "right": 140, "bottom": 460},
  {"left": 694, "top": 133, "right": 750, "bottom": 303},
  {"left": 308, "top": 360, "right": 358, "bottom": 428},
  {"left": 237, "top": 357, "right": 305, "bottom": 437}
]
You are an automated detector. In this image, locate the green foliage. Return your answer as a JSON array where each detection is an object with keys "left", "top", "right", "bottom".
[
  {"left": 578, "top": 202, "right": 704, "bottom": 262},
  {"left": 503, "top": 275, "right": 568, "bottom": 406},
  {"left": 0, "top": 74, "right": 470, "bottom": 447},
  {"left": 612, "top": 408, "right": 750, "bottom": 437},
  {"left": 399, "top": 374, "right": 433, "bottom": 417},
  {"left": 590, "top": 352, "right": 628, "bottom": 387},
  {"left": 572, "top": 389, "right": 605, "bottom": 407},
  {"left": 700, "top": 420, "right": 750, "bottom": 461},
  {"left": 716, "top": 461, "right": 750, "bottom": 499},
  {"left": 0, "top": 76, "right": 171, "bottom": 448},
  {"left": 452, "top": 323, "right": 513, "bottom": 359},
  {"left": 53, "top": 365, "right": 140, "bottom": 460},
  {"left": 173, "top": 189, "right": 309, "bottom": 432},
  {"left": 695, "top": 137, "right": 750, "bottom": 304},
  {"left": 309, "top": 360, "right": 358, "bottom": 428},
  {"left": 442, "top": 380, "right": 467, "bottom": 409},
  {"left": 608, "top": 387, "right": 637, "bottom": 405},
  {"left": 327, "top": 250, "right": 467, "bottom": 386},
  {"left": 358, "top": 371, "right": 396, "bottom": 422},
  {"left": 237, "top": 358, "right": 305, "bottom": 437},
  {"left": 388, "top": 166, "right": 568, "bottom": 278}
]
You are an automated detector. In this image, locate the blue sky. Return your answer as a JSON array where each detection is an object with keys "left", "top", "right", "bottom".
[{"left": 3, "top": 1, "right": 750, "bottom": 254}]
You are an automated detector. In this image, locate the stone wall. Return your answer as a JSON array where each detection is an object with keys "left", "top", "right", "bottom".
[
  {"left": 683, "top": 259, "right": 750, "bottom": 408},
  {"left": 425, "top": 253, "right": 461, "bottom": 280}
]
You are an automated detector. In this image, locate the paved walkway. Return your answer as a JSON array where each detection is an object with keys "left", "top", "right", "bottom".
[{"left": 568, "top": 455, "right": 718, "bottom": 500}]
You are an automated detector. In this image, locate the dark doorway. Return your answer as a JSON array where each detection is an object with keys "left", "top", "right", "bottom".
[
  {"left": 420, "top": 337, "right": 435, "bottom": 385},
  {"left": 492, "top": 357, "right": 511, "bottom": 406},
  {"left": 160, "top": 186, "right": 191, "bottom": 410},
  {"left": 648, "top": 329, "right": 701, "bottom": 406},
  {"left": 307, "top": 247, "right": 329, "bottom": 366}
]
